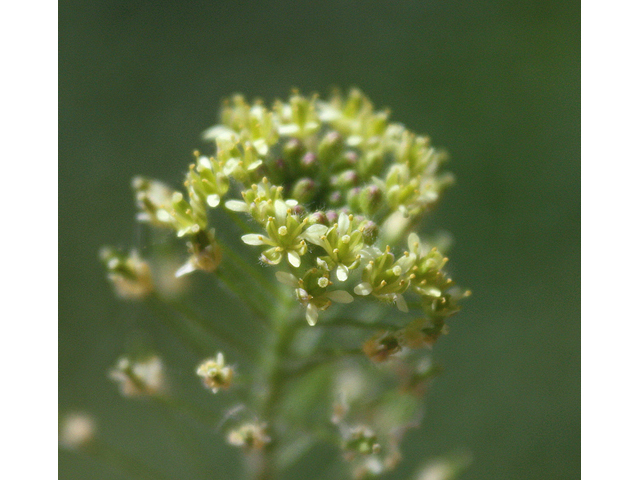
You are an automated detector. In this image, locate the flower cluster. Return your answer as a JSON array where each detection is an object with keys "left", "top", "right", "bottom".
[
  {"left": 98, "top": 89, "right": 468, "bottom": 480},
  {"left": 128, "top": 89, "right": 464, "bottom": 332}
]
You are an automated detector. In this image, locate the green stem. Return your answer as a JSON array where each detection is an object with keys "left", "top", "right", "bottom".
[{"left": 248, "top": 300, "right": 301, "bottom": 480}]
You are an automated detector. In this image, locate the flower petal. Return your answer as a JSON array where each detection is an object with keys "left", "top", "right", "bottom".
[
  {"left": 156, "top": 209, "right": 173, "bottom": 223},
  {"left": 394, "top": 254, "right": 416, "bottom": 273},
  {"left": 207, "top": 194, "right": 220, "bottom": 208},
  {"left": 354, "top": 282, "right": 373, "bottom": 296},
  {"left": 274, "top": 199, "right": 288, "bottom": 225},
  {"left": 198, "top": 156, "right": 213, "bottom": 169},
  {"left": 306, "top": 304, "right": 318, "bottom": 326},
  {"left": 175, "top": 261, "right": 196, "bottom": 278},
  {"left": 252, "top": 139, "right": 268, "bottom": 156},
  {"left": 241, "top": 234, "right": 266, "bottom": 246},
  {"left": 247, "top": 160, "right": 264, "bottom": 171},
  {"left": 326, "top": 290, "right": 353, "bottom": 304},
  {"left": 201, "top": 125, "right": 236, "bottom": 142},
  {"left": 287, "top": 250, "right": 301, "bottom": 268},
  {"left": 303, "top": 224, "right": 328, "bottom": 246},
  {"left": 275, "top": 271, "right": 298, "bottom": 287},
  {"left": 407, "top": 232, "right": 421, "bottom": 254},
  {"left": 336, "top": 264, "right": 349, "bottom": 282},
  {"left": 337, "top": 212, "right": 349, "bottom": 236},
  {"left": 395, "top": 294, "right": 409, "bottom": 313},
  {"left": 225, "top": 200, "right": 249, "bottom": 212},
  {"left": 278, "top": 124, "right": 300, "bottom": 136}
]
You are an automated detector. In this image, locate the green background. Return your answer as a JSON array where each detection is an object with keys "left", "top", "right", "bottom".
[{"left": 59, "top": 1, "right": 580, "bottom": 478}]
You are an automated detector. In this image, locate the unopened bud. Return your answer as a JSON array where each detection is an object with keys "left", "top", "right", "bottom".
[
  {"left": 318, "top": 131, "right": 343, "bottom": 164},
  {"left": 307, "top": 211, "right": 329, "bottom": 226},
  {"left": 332, "top": 169, "right": 359, "bottom": 189},
  {"left": 301, "top": 151, "right": 318, "bottom": 169},
  {"left": 359, "top": 220, "right": 379, "bottom": 245},
  {"left": 291, "top": 178, "right": 317, "bottom": 204},
  {"left": 359, "top": 184, "right": 383, "bottom": 216}
]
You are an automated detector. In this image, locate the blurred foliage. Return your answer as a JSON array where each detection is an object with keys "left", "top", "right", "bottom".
[{"left": 59, "top": 1, "right": 579, "bottom": 479}]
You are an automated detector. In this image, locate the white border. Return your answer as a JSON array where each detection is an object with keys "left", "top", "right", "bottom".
[
  {"left": 2, "top": 1, "right": 58, "bottom": 476},
  {"left": 582, "top": 1, "right": 639, "bottom": 478}
]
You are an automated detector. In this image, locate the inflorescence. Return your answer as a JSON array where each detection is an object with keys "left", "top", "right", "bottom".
[
  {"left": 128, "top": 89, "right": 467, "bottom": 329},
  {"left": 94, "top": 89, "right": 469, "bottom": 480}
]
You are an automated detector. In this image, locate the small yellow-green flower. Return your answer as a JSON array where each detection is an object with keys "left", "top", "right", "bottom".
[
  {"left": 241, "top": 199, "right": 308, "bottom": 267},
  {"left": 196, "top": 353, "right": 233, "bottom": 393}
]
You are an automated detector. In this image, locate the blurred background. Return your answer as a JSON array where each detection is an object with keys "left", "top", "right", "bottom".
[{"left": 59, "top": 1, "right": 580, "bottom": 478}]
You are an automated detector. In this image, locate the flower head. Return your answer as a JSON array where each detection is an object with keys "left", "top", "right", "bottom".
[
  {"left": 59, "top": 413, "right": 96, "bottom": 450},
  {"left": 227, "top": 422, "right": 271, "bottom": 450},
  {"left": 276, "top": 267, "right": 353, "bottom": 325},
  {"left": 196, "top": 353, "right": 233, "bottom": 393},
  {"left": 109, "top": 355, "right": 166, "bottom": 397},
  {"left": 100, "top": 247, "right": 153, "bottom": 300}
]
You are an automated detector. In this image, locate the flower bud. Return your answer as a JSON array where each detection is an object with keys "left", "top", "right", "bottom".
[
  {"left": 333, "top": 150, "right": 359, "bottom": 170},
  {"left": 318, "top": 131, "right": 343, "bottom": 164},
  {"left": 300, "top": 151, "right": 318, "bottom": 170},
  {"left": 363, "top": 331, "right": 402, "bottom": 362},
  {"left": 331, "top": 169, "right": 359, "bottom": 189},
  {"left": 359, "top": 184, "right": 383, "bottom": 216},
  {"left": 176, "top": 229, "right": 222, "bottom": 277},
  {"left": 325, "top": 210, "right": 339, "bottom": 224},
  {"left": 283, "top": 138, "right": 304, "bottom": 161},
  {"left": 291, "top": 177, "right": 317, "bottom": 204},
  {"left": 328, "top": 190, "right": 343, "bottom": 206},
  {"left": 307, "top": 211, "right": 329, "bottom": 226},
  {"left": 358, "top": 220, "right": 379, "bottom": 245}
]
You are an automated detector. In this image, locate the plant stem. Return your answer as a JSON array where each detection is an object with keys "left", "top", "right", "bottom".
[{"left": 247, "top": 298, "right": 300, "bottom": 480}]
